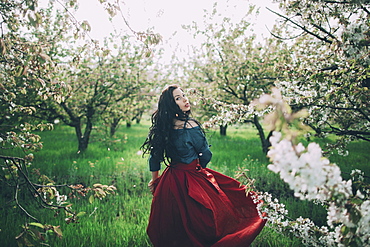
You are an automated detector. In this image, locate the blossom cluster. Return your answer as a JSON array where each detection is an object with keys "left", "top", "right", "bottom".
[
  {"left": 252, "top": 191, "right": 338, "bottom": 246},
  {"left": 267, "top": 131, "right": 353, "bottom": 202},
  {"left": 341, "top": 22, "right": 370, "bottom": 64},
  {"left": 265, "top": 131, "right": 370, "bottom": 246}
]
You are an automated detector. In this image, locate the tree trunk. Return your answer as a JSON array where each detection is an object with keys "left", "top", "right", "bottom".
[
  {"left": 74, "top": 124, "right": 88, "bottom": 153},
  {"left": 253, "top": 114, "right": 271, "bottom": 154},
  {"left": 76, "top": 120, "right": 93, "bottom": 153},
  {"left": 132, "top": 110, "right": 144, "bottom": 124},
  {"left": 60, "top": 102, "right": 95, "bottom": 153},
  {"left": 135, "top": 112, "right": 142, "bottom": 124},
  {"left": 110, "top": 117, "right": 121, "bottom": 137},
  {"left": 75, "top": 107, "right": 94, "bottom": 153},
  {"left": 77, "top": 134, "right": 89, "bottom": 153},
  {"left": 220, "top": 124, "right": 227, "bottom": 136}
]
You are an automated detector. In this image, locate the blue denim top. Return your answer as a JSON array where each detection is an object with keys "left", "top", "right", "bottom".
[{"left": 149, "top": 125, "right": 212, "bottom": 171}]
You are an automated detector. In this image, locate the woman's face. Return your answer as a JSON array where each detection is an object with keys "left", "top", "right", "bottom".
[{"left": 172, "top": 88, "right": 190, "bottom": 112}]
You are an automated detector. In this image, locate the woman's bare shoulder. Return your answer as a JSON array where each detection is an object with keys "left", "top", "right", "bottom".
[
  {"left": 173, "top": 119, "right": 199, "bottom": 129},
  {"left": 173, "top": 119, "right": 185, "bottom": 129},
  {"left": 185, "top": 120, "right": 199, "bottom": 129}
]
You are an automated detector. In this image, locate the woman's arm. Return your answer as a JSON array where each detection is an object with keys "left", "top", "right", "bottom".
[
  {"left": 148, "top": 170, "right": 160, "bottom": 194},
  {"left": 151, "top": 170, "right": 159, "bottom": 181},
  {"left": 190, "top": 128, "right": 212, "bottom": 168}
]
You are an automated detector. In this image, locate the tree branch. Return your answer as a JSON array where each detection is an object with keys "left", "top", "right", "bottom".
[{"left": 266, "top": 7, "right": 335, "bottom": 44}]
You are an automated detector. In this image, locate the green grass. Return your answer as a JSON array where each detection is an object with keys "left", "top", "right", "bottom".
[{"left": 1, "top": 121, "right": 369, "bottom": 246}]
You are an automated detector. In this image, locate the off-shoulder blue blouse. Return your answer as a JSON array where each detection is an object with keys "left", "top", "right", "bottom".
[{"left": 149, "top": 126, "right": 212, "bottom": 171}]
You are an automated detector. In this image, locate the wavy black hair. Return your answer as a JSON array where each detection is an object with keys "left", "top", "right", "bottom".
[{"left": 141, "top": 84, "right": 202, "bottom": 164}]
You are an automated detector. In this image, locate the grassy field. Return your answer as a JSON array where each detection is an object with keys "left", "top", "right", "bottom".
[{"left": 1, "top": 120, "right": 369, "bottom": 246}]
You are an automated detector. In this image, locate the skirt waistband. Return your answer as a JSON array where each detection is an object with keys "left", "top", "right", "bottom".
[{"left": 168, "top": 159, "right": 200, "bottom": 170}]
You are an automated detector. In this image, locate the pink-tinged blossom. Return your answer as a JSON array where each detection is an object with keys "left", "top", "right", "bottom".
[
  {"left": 265, "top": 131, "right": 369, "bottom": 246},
  {"left": 267, "top": 131, "right": 353, "bottom": 202}
]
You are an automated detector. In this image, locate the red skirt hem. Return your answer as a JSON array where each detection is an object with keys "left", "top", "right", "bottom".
[{"left": 147, "top": 159, "right": 266, "bottom": 247}]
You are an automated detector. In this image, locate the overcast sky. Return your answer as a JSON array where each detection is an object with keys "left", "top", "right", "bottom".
[{"left": 52, "top": 0, "right": 280, "bottom": 62}]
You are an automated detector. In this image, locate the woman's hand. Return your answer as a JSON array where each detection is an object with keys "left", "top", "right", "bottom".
[
  {"left": 148, "top": 176, "right": 160, "bottom": 194},
  {"left": 149, "top": 171, "right": 160, "bottom": 194},
  {"left": 148, "top": 179, "right": 156, "bottom": 194}
]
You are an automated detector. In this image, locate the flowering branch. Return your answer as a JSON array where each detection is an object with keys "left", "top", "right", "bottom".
[
  {"left": 0, "top": 129, "right": 117, "bottom": 245},
  {"left": 253, "top": 88, "right": 370, "bottom": 246}
]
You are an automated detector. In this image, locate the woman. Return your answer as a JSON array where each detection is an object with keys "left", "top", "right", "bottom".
[{"left": 141, "top": 85, "right": 266, "bottom": 247}]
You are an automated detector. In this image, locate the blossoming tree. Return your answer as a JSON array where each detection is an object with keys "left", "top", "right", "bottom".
[
  {"left": 182, "top": 5, "right": 293, "bottom": 153},
  {"left": 0, "top": 0, "right": 159, "bottom": 244},
  {"left": 270, "top": 0, "right": 369, "bottom": 153}
]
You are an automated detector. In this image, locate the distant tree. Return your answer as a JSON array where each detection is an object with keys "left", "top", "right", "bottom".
[
  {"left": 100, "top": 38, "right": 161, "bottom": 136},
  {"left": 41, "top": 34, "right": 157, "bottom": 152},
  {"left": 183, "top": 5, "right": 292, "bottom": 153},
  {"left": 0, "top": 0, "right": 116, "bottom": 244},
  {"left": 1, "top": 0, "right": 162, "bottom": 153},
  {"left": 0, "top": 0, "right": 159, "bottom": 244}
]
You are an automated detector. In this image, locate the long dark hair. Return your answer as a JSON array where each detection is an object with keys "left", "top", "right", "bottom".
[{"left": 141, "top": 84, "right": 200, "bottom": 164}]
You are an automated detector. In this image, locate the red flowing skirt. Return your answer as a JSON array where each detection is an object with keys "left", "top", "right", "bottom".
[{"left": 147, "top": 159, "right": 266, "bottom": 247}]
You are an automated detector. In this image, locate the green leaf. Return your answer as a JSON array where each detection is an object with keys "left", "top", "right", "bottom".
[
  {"left": 76, "top": 211, "right": 86, "bottom": 217},
  {"left": 89, "top": 195, "right": 94, "bottom": 204},
  {"left": 53, "top": 226, "right": 63, "bottom": 238},
  {"left": 350, "top": 198, "right": 363, "bottom": 205},
  {"left": 28, "top": 14, "right": 36, "bottom": 27},
  {"left": 81, "top": 21, "right": 91, "bottom": 32},
  {"left": 29, "top": 222, "right": 44, "bottom": 229},
  {"left": 341, "top": 225, "right": 349, "bottom": 236}
]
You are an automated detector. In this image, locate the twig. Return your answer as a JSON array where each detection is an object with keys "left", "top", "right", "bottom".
[
  {"left": 266, "top": 7, "right": 335, "bottom": 44},
  {"left": 14, "top": 176, "right": 39, "bottom": 222}
]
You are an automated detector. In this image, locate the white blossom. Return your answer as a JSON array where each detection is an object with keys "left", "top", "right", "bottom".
[{"left": 263, "top": 131, "right": 369, "bottom": 246}]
